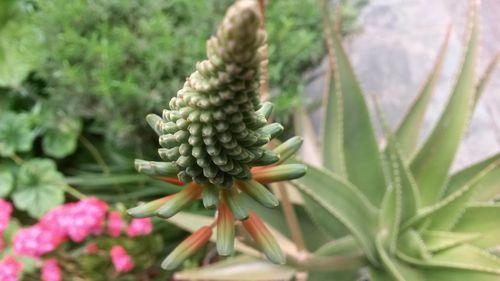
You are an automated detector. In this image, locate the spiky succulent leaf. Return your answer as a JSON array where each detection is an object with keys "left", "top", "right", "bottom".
[
  {"left": 445, "top": 153, "right": 500, "bottom": 201},
  {"left": 293, "top": 163, "right": 379, "bottom": 263},
  {"left": 409, "top": 2, "right": 479, "bottom": 207},
  {"left": 322, "top": 10, "right": 386, "bottom": 206},
  {"left": 452, "top": 203, "right": 500, "bottom": 248},
  {"left": 391, "top": 27, "right": 450, "bottom": 159}
]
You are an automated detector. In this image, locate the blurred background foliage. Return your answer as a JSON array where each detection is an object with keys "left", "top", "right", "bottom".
[{"left": 0, "top": 0, "right": 368, "bottom": 279}]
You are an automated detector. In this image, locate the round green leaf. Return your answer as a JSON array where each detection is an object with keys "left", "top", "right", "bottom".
[
  {"left": 0, "top": 171, "right": 13, "bottom": 197},
  {"left": 0, "top": 112, "right": 34, "bottom": 157},
  {"left": 42, "top": 118, "right": 82, "bottom": 158},
  {"left": 12, "top": 158, "right": 65, "bottom": 218}
]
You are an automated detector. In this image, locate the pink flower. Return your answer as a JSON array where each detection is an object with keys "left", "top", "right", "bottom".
[
  {"left": 107, "top": 211, "right": 124, "bottom": 237},
  {"left": 41, "top": 259, "right": 62, "bottom": 281},
  {"left": 0, "top": 199, "right": 13, "bottom": 233},
  {"left": 0, "top": 256, "right": 23, "bottom": 281},
  {"left": 13, "top": 224, "right": 65, "bottom": 257},
  {"left": 84, "top": 242, "right": 99, "bottom": 254},
  {"left": 126, "top": 218, "right": 153, "bottom": 237},
  {"left": 40, "top": 197, "right": 108, "bottom": 242},
  {"left": 40, "top": 204, "right": 73, "bottom": 238},
  {"left": 65, "top": 197, "right": 108, "bottom": 242},
  {"left": 110, "top": 246, "right": 134, "bottom": 273}
]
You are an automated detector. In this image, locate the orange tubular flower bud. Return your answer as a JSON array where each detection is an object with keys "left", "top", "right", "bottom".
[
  {"left": 216, "top": 202, "right": 235, "bottom": 256},
  {"left": 127, "top": 195, "right": 173, "bottom": 218},
  {"left": 252, "top": 164, "right": 307, "bottom": 184},
  {"left": 156, "top": 183, "right": 202, "bottom": 218},
  {"left": 161, "top": 226, "right": 213, "bottom": 270},
  {"left": 242, "top": 212, "right": 285, "bottom": 264}
]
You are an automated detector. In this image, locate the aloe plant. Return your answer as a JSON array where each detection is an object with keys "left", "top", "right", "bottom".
[
  {"left": 289, "top": 0, "right": 500, "bottom": 280},
  {"left": 128, "top": 0, "right": 306, "bottom": 270},
  {"left": 128, "top": 0, "right": 500, "bottom": 279}
]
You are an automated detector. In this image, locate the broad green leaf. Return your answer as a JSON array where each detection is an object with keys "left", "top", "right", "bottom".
[
  {"left": 293, "top": 163, "right": 378, "bottom": 263},
  {"left": 400, "top": 244, "right": 500, "bottom": 274},
  {"left": 42, "top": 117, "right": 82, "bottom": 158},
  {"left": 445, "top": 153, "right": 500, "bottom": 201},
  {"left": 424, "top": 268, "right": 500, "bottom": 281},
  {"left": 453, "top": 204, "right": 500, "bottom": 248},
  {"left": 376, "top": 99, "right": 419, "bottom": 252},
  {"left": 393, "top": 26, "right": 451, "bottom": 159},
  {"left": 409, "top": 2, "right": 479, "bottom": 207},
  {"left": 323, "top": 11, "right": 386, "bottom": 206},
  {"left": 376, "top": 232, "right": 426, "bottom": 281},
  {"left": 314, "top": 236, "right": 361, "bottom": 256},
  {"left": 0, "top": 171, "right": 13, "bottom": 197},
  {"left": 421, "top": 230, "right": 479, "bottom": 252},
  {"left": 174, "top": 256, "right": 296, "bottom": 281},
  {"left": 397, "top": 230, "right": 431, "bottom": 260},
  {"left": 0, "top": 112, "right": 34, "bottom": 157},
  {"left": 426, "top": 160, "right": 496, "bottom": 231},
  {"left": 322, "top": 43, "right": 346, "bottom": 177},
  {"left": 301, "top": 193, "right": 349, "bottom": 239},
  {"left": 12, "top": 159, "right": 65, "bottom": 218},
  {"left": 402, "top": 161, "right": 493, "bottom": 231}
]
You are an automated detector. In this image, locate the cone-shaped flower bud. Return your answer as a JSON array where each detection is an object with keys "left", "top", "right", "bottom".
[
  {"left": 222, "top": 188, "right": 248, "bottom": 221},
  {"left": 149, "top": 0, "right": 274, "bottom": 188},
  {"left": 161, "top": 226, "right": 213, "bottom": 270},
  {"left": 273, "top": 137, "right": 303, "bottom": 165},
  {"left": 156, "top": 184, "right": 202, "bottom": 218},
  {"left": 135, "top": 159, "right": 178, "bottom": 178},
  {"left": 242, "top": 212, "right": 285, "bottom": 264},
  {"left": 216, "top": 202, "right": 235, "bottom": 256},
  {"left": 202, "top": 184, "right": 219, "bottom": 208},
  {"left": 127, "top": 196, "right": 172, "bottom": 218},
  {"left": 252, "top": 164, "right": 307, "bottom": 184},
  {"left": 237, "top": 180, "right": 279, "bottom": 208}
]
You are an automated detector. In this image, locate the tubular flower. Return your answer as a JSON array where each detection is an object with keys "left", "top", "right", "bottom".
[
  {"left": 0, "top": 256, "right": 22, "bottom": 281},
  {"left": 107, "top": 211, "right": 124, "bottom": 237},
  {"left": 128, "top": 0, "right": 306, "bottom": 269}
]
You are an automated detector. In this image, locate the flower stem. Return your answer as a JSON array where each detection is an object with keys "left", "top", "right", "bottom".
[
  {"left": 61, "top": 183, "right": 87, "bottom": 200},
  {"left": 274, "top": 182, "right": 306, "bottom": 252},
  {"left": 79, "top": 135, "right": 110, "bottom": 174}
]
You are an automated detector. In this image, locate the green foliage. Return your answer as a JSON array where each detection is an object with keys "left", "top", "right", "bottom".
[
  {"left": 12, "top": 158, "right": 65, "bottom": 218},
  {"left": 289, "top": 1, "right": 500, "bottom": 280},
  {"left": 0, "top": 111, "right": 35, "bottom": 156},
  {"left": 0, "top": 0, "right": 40, "bottom": 87},
  {"left": 42, "top": 116, "right": 82, "bottom": 158},
  {"left": 31, "top": 0, "right": 324, "bottom": 145},
  {"left": 0, "top": 171, "right": 14, "bottom": 197}
]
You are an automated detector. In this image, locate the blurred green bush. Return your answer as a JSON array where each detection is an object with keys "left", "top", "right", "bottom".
[{"left": 32, "top": 0, "right": 323, "bottom": 146}]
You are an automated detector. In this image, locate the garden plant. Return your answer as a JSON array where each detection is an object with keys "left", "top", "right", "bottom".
[{"left": 0, "top": 0, "right": 499, "bottom": 280}]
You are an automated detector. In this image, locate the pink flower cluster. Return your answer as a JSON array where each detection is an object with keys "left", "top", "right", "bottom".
[
  {"left": 41, "top": 259, "right": 62, "bottom": 281},
  {"left": 13, "top": 197, "right": 108, "bottom": 258},
  {"left": 2, "top": 197, "right": 153, "bottom": 279},
  {"left": 110, "top": 246, "right": 134, "bottom": 273},
  {"left": 0, "top": 256, "right": 22, "bottom": 281}
]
